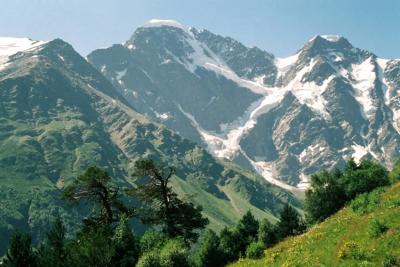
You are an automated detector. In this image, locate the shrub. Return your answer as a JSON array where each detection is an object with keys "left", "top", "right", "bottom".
[
  {"left": 158, "top": 238, "right": 190, "bottom": 267},
  {"left": 368, "top": 219, "right": 388, "bottom": 238},
  {"left": 342, "top": 159, "right": 389, "bottom": 199},
  {"left": 140, "top": 231, "right": 166, "bottom": 254},
  {"left": 350, "top": 188, "right": 383, "bottom": 214},
  {"left": 338, "top": 241, "right": 369, "bottom": 260},
  {"left": 192, "top": 230, "right": 223, "bottom": 267},
  {"left": 383, "top": 254, "right": 399, "bottom": 267},
  {"left": 136, "top": 251, "right": 161, "bottom": 267},
  {"left": 245, "top": 241, "right": 265, "bottom": 259}
]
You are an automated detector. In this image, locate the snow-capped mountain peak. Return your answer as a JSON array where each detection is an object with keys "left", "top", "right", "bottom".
[
  {"left": 88, "top": 23, "right": 400, "bottom": 192},
  {"left": 0, "top": 37, "right": 46, "bottom": 68},
  {"left": 142, "top": 19, "right": 191, "bottom": 32}
]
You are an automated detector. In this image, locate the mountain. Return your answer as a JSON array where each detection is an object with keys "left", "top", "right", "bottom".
[
  {"left": 88, "top": 20, "right": 400, "bottom": 190},
  {"left": 231, "top": 182, "right": 400, "bottom": 266},
  {"left": 0, "top": 37, "right": 298, "bottom": 254}
]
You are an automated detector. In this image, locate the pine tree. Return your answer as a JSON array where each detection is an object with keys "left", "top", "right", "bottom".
[
  {"left": 111, "top": 214, "right": 140, "bottom": 267},
  {"left": 276, "top": 204, "right": 305, "bottom": 239},
  {"left": 193, "top": 229, "right": 223, "bottom": 267},
  {"left": 63, "top": 166, "right": 134, "bottom": 228},
  {"left": 234, "top": 211, "right": 259, "bottom": 254},
  {"left": 3, "top": 232, "right": 37, "bottom": 267},
  {"left": 258, "top": 218, "right": 277, "bottom": 247},
  {"left": 37, "top": 216, "right": 67, "bottom": 267},
  {"left": 131, "top": 159, "right": 208, "bottom": 242},
  {"left": 305, "top": 169, "right": 346, "bottom": 224}
]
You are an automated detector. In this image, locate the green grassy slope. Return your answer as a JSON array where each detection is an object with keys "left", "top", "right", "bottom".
[
  {"left": 0, "top": 39, "right": 300, "bottom": 254},
  {"left": 231, "top": 182, "right": 400, "bottom": 267}
]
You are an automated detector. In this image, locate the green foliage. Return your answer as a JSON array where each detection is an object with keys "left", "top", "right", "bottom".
[
  {"left": 140, "top": 231, "right": 167, "bottom": 254},
  {"left": 231, "top": 181, "right": 400, "bottom": 267},
  {"left": 64, "top": 166, "right": 134, "bottom": 227},
  {"left": 389, "top": 160, "right": 400, "bottom": 184},
  {"left": 257, "top": 218, "right": 277, "bottom": 247},
  {"left": 3, "top": 232, "right": 38, "bottom": 267},
  {"left": 37, "top": 216, "right": 67, "bottom": 267},
  {"left": 132, "top": 159, "right": 208, "bottom": 243},
  {"left": 67, "top": 226, "right": 115, "bottom": 267},
  {"left": 192, "top": 229, "right": 223, "bottom": 267},
  {"left": 337, "top": 241, "right": 369, "bottom": 260},
  {"left": 234, "top": 211, "right": 259, "bottom": 254},
  {"left": 276, "top": 204, "right": 305, "bottom": 239},
  {"left": 342, "top": 159, "right": 389, "bottom": 199},
  {"left": 245, "top": 241, "right": 265, "bottom": 259},
  {"left": 350, "top": 188, "right": 383, "bottom": 214},
  {"left": 111, "top": 214, "right": 140, "bottom": 267},
  {"left": 218, "top": 227, "right": 240, "bottom": 264},
  {"left": 368, "top": 218, "right": 388, "bottom": 238},
  {"left": 136, "top": 239, "right": 190, "bottom": 267},
  {"left": 383, "top": 254, "right": 400, "bottom": 267},
  {"left": 158, "top": 239, "right": 190, "bottom": 267},
  {"left": 136, "top": 251, "right": 161, "bottom": 267},
  {"left": 305, "top": 159, "right": 390, "bottom": 225},
  {"left": 305, "top": 169, "right": 346, "bottom": 224}
]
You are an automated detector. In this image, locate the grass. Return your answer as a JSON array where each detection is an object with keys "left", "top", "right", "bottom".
[{"left": 231, "top": 182, "right": 400, "bottom": 267}]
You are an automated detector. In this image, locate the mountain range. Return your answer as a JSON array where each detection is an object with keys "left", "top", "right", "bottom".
[
  {"left": 0, "top": 35, "right": 297, "bottom": 253},
  {"left": 1, "top": 19, "right": 400, "bottom": 254},
  {"left": 88, "top": 19, "right": 400, "bottom": 190}
]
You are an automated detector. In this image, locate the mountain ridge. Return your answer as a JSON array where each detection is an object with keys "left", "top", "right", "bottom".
[
  {"left": 88, "top": 19, "right": 400, "bottom": 190},
  {"left": 0, "top": 36, "right": 299, "bottom": 254}
]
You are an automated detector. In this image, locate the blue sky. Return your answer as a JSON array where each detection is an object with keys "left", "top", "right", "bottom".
[{"left": 1, "top": 0, "right": 399, "bottom": 58}]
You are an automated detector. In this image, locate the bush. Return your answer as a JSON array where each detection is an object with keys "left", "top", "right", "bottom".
[
  {"left": 337, "top": 241, "right": 369, "bottom": 260},
  {"left": 192, "top": 230, "right": 223, "bottom": 267},
  {"left": 389, "top": 160, "right": 400, "bottom": 184},
  {"left": 137, "top": 238, "right": 189, "bottom": 267},
  {"left": 136, "top": 251, "right": 161, "bottom": 267},
  {"left": 350, "top": 188, "right": 383, "bottom": 214},
  {"left": 368, "top": 219, "right": 388, "bottom": 238},
  {"left": 159, "top": 239, "right": 190, "bottom": 267},
  {"left": 342, "top": 160, "right": 389, "bottom": 199},
  {"left": 305, "top": 169, "right": 346, "bottom": 224},
  {"left": 140, "top": 231, "right": 167, "bottom": 253},
  {"left": 383, "top": 254, "right": 399, "bottom": 267},
  {"left": 245, "top": 241, "right": 265, "bottom": 259}
]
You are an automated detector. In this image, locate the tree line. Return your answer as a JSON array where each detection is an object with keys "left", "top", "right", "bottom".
[
  {"left": 1, "top": 159, "right": 304, "bottom": 267},
  {"left": 2, "top": 158, "right": 397, "bottom": 267}
]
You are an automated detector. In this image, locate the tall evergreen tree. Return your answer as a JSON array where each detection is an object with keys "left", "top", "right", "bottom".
[
  {"left": 193, "top": 230, "right": 223, "bottom": 267},
  {"left": 235, "top": 211, "right": 259, "bottom": 254},
  {"left": 111, "top": 214, "right": 140, "bottom": 267},
  {"left": 37, "top": 216, "right": 67, "bottom": 267},
  {"left": 258, "top": 218, "right": 277, "bottom": 247},
  {"left": 276, "top": 204, "right": 305, "bottom": 239},
  {"left": 305, "top": 169, "right": 346, "bottom": 224},
  {"left": 342, "top": 159, "right": 389, "bottom": 199},
  {"left": 131, "top": 159, "right": 208, "bottom": 242},
  {"left": 64, "top": 166, "right": 134, "bottom": 228},
  {"left": 3, "top": 232, "right": 37, "bottom": 267}
]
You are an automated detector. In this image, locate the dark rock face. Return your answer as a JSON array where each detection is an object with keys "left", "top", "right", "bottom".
[{"left": 88, "top": 22, "right": 400, "bottom": 189}]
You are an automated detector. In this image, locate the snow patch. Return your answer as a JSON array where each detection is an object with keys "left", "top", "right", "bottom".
[
  {"left": 275, "top": 52, "right": 300, "bottom": 77},
  {"left": 0, "top": 37, "right": 46, "bottom": 69},
  {"left": 116, "top": 68, "right": 127, "bottom": 80},
  {"left": 351, "top": 56, "right": 377, "bottom": 120},
  {"left": 142, "top": 19, "right": 190, "bottom": 32},
  {"left": 320, "top": 35, "right": 341, "bottom": 42}
]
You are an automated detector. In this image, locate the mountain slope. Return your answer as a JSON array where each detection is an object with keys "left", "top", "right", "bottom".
[
  {"left": 88, "top": 21, "right": 400, "bottom": 190},
  {"left": 0, "top": 37, "right": 298, "bottom": 254},
  {"left": 231, "top": 182, "right": 400, "bottom": 267}
]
